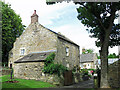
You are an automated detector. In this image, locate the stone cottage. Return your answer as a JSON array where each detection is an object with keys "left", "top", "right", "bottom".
[
  {"left": 80, "top": 49, "right": 98, "bottom": 69},
  {"left": 8, "top": 10, "right": 80, "bottom": 82}
]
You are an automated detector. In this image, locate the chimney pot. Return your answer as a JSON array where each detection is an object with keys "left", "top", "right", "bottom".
[{"left": 34, "top": 10, "right": 36, "bottom": 14}]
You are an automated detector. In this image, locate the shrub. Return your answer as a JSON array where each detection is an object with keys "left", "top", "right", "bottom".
[
  {"left": 43, "top": 53, "right": 68, "bottom": 76},
  {"left": 44, "top": 53, "right": 55, "bottom": 66}
]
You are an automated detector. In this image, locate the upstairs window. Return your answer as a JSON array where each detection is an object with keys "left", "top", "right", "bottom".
[
  {"left": 66, "top": 47, "right": 69, "bottom": 56},
  {"left": 20, "top": 48, "right": 25, "bottom": 55}
]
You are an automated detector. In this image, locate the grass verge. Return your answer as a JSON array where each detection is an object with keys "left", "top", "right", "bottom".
[{"left": 0, "top": 75, "right": 56, "bottom": 88}]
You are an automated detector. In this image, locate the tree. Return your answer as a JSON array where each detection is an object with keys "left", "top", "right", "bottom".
[
  {"left": 108, "top": 53, "right": 119, "bottom": 58},
  {"left": 75, "top": 2, "right": 120, "bottom": 88},
  {"left": 1, "top": 1, "right": 25, "bottom": 64},
  {"left": 97, "top": 53, "right": 119, "bottom": 59},
  {"left": 82, "top": 48, "right": 94, "bottom": 54},
  {"left": 45, "top": 1, "right": 120, "bottom": 88}
]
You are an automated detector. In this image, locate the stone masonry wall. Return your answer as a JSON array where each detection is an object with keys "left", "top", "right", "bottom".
[
  {"left": 108, "top": 60, "right": 120, "bottom": 88},
  {"left": 56, "top": 38, "right": 80, "bottom": 70},
  {"left": 14, "top": 62, "right": 64, "bottom": 86},
  {"left": 14, "top": 62, "right": 44, "bottom": 80},
  {"left": 8, "top": 22, "right": 57, "bottom": 68}
]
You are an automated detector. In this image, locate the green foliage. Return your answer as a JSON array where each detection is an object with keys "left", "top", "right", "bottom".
[
  {"left": 97, "top": 53, "right": 119, "bottom": 59},
  {"left": 81, "top": 69, "right": 96, "bottom": 76},
  {"left": 76, "top": 2, "right": 120, "bottom": 47},
  {"left": 81, "top": 69, "right": 89, "bottom": 75},
  {"left": 82, "top": 49, "right": 94, "bottom": 54},
  {"left": 108, "top": 53, "right": 119, "bottom": 58},
  {"left": 88, "top": 74, "right": 92, "bottom": 78},
  {"left": 43, "top": 53, "right": 67, "bottom": 76},
  {"left": 72, "top": 67, "right": 76, "bottom": 73},
  {"left": 44, "top": 53, "right": 55, "bottom": 66},
  {"left": 1, "top": 1, "right": 25, "bottom": 63}
]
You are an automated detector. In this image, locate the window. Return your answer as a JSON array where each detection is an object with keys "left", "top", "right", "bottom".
[
  {"left": 21, "top": 49, "right": 25, "bottom": 55},
  {"left": 66, "top": 47, "right": 69, "bottom": 56}
]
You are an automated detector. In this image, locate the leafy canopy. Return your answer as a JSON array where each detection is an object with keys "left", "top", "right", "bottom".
[
  {"left": 76, "top": 2, "right": 120, "bottom": 47},
  {"left": 1, "top": 1, "right": 25, "bottom": 63},
  {"left": 82, "top": 48, "right": 94, "bottom": 54},
  {"left": 97, "top": 53, "right": 119, "bottom": 59}
]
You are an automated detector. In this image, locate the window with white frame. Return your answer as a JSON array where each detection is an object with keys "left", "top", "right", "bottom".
[
  {"left": 20, "top": 48, "right": 25, "bottom": 55},
  {"left": 66, "top": 47, "right": 69, "bottom": 56}
]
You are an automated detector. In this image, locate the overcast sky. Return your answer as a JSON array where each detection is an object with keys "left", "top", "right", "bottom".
[{"left": 3, "top": 0, "right": 119, "bottom": 55}]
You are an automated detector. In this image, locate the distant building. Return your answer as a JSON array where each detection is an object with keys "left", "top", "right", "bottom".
[
  {"left": 80, "top": 53, "right": 98, "bottom": 69},
  {"left": 98, "top": 58, "right": 119, "bottom": 65}
]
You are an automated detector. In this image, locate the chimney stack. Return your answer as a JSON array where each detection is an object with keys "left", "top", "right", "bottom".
[{"left": 31, "top": 10, "right": 38, "bottom": 23}]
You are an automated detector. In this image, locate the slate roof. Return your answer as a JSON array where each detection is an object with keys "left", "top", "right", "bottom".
[
  {"left": 14, "top": 50, "right": 56, "bottom": 63},
  {"left": 80, "top": 53, "right": 96, "bottom": 63}
]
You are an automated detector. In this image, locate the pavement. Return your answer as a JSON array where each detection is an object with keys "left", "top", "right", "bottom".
[{"left": 59, "top": 77, "right": 94, "bottom": 88}]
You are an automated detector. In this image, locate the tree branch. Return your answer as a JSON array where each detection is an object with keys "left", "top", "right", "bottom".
[
  {"left": 107, "top": 2, "right": 116, "bottom": 31},
  {"left": 90, "top": 3, "right": 106, "bottom": 31}
]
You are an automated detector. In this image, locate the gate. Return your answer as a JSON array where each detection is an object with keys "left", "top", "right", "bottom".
[{"left": 64, "top": 70, "right": 73, "bottom": 86}]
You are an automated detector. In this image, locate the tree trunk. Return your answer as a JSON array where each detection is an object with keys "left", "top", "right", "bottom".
[{"left": 100, "top": 31, "right": 110, "bottom": 88}]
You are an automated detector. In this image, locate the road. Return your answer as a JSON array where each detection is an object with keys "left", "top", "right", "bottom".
[{"left": 60, "top": 77, "right": 94, "bottom": 88}]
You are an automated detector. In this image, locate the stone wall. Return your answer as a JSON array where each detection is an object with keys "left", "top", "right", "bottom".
[
  {"left": 8, "top": 22, "right": 57, "bottom": 68},
  {"left": 108, "top": 60, "right": 120, "bottom": 88},
  {"left": 57, "top": 38, "right": 80, "bottom": 70},
  {"left": 1, "top": 69, "right": 12, "bottom": 75},
  {"left": 14, "top": 62, "right": 64, "bottom": 86},
  {"left": 14, "top": 62, "right": 44, "bottom": 79},
  {"left": 14, "top": 61, "right": 83, "bottom": 86}
]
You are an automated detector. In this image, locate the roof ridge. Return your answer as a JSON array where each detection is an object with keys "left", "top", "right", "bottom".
[{"left": 39, "top": 23, "right": 79, "bottom": 46}]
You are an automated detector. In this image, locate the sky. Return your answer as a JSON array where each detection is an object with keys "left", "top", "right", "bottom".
[{"left": 3, "top": 0, "right": 119, "bottom": 55}]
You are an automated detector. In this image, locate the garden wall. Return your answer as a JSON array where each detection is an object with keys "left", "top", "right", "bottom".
[
  {"left": 13, "top": 62, "right": 84, "bottom": 86},
  {"left": 108, "top": 60, "right": 120, "bottom": 88},
  {"left": 14, "top": 62, "right": 64, "bottom": 86},
  {"left": 1, "top": 68, "right": 12, "bottom": 75}
]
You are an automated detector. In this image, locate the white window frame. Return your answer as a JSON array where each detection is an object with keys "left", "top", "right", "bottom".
[
  {"left": 20, "top": 48, "right": 25, "bottom": 55},
  {"left": 66, "top": 47, "right": 69, "bottom": 56}
]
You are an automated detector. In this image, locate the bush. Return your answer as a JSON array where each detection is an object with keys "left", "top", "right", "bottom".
[
  {"left": 88, "top": 74, "right": 92, "bottom": 78},
  {"left": 43, "top": 53, "right": 68, "bottom": 76},
  {"left": 81, "top": 69, "right": 88, "bottom": 75}
]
